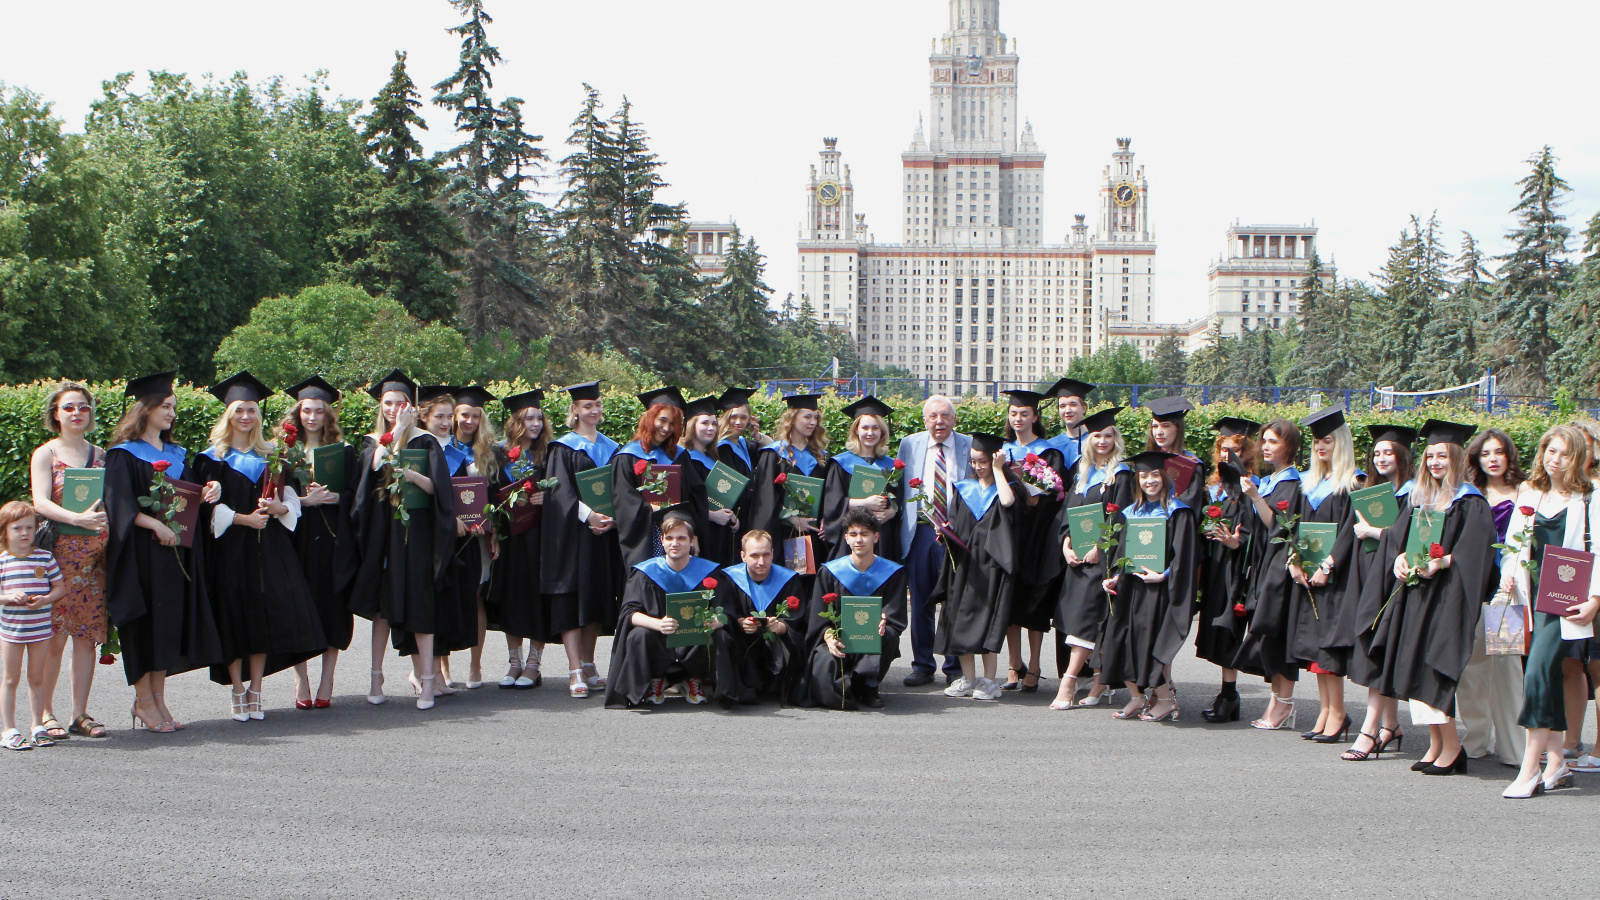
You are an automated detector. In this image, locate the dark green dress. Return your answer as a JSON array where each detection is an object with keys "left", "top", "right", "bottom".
[{"left": 1519, "top": 511, "right": 1571, "bottom": 730}]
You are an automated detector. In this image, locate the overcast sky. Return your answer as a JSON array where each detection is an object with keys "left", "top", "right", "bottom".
[{"left": 6, "top": 0, "right": 1598, "bottom": 324}]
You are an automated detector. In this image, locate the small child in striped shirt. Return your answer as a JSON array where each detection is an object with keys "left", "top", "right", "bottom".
[{"left": 0, "top": 501, "right": 65, "bottom": 750}]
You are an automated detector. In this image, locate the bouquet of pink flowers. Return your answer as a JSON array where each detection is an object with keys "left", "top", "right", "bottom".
[{"left": 1014, "top": 452, "right": 1064, "bottom": 501}]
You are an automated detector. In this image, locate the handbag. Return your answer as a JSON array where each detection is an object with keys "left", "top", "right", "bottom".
[{"left": 1484, "top": 588, "right": 1532, "bottom": 656}]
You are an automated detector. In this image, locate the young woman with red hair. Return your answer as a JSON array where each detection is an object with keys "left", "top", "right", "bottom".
[{"left": 611, "top": 388, "right": 709, "bottom": 567}]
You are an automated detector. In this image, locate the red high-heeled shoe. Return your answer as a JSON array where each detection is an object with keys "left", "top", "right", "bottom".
[
  {"left": 294, "top": 699, "right": 314, "bottom": 710},
  {"left": 312, "top": 697, "right": 331, "bottom": 709}
]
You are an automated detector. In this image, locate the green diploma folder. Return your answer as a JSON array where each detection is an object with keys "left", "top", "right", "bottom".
[
  {"left": 664, "top": 590, "right": 712, "bottom": 647},
  {"left": 704, "top": 461, "right": 749, "bottom": 512},
  {"left": 1124, "top": 516, "right": 1167, "bottom": 572},
  {"left": 58, "top": 468, "right": 105, "bottom": 535},
  {"left": 1065, "top": 503, "right": 1104, "bottom": 558},
  {"left": 1298, "top": 521, "right": 1339, "bottom": 571},
  {"left": 1405, "top": 508, "right": 1442, "bottom": 560},
  {"left": 848, "top": 465, "right": 890, "bottom": 500},
  {"left": 397, "top": 449, "right": 431, "bottom": 510},
  {"left": 781, "top": 474, "right": 825, "bottom": 518},
  {"left": 312, "top": 442, "right": 347, "bottom": 494},
  {"left": 839, "top": 596, "right": 882, "bottom": 654},
  {"left": 1350, "top": 483, "right": 1399, "bottom": 553},
  {"left": 575, "top": 467, "right": 615, "bottom": 518}
]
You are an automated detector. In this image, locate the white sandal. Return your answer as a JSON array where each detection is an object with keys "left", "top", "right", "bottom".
[
  {"left": 246, "top": 689, "right": 264, "bottom": 721},
  {"left": 582, "top": 661, "right": 606, "bottom": 690},
  {"left": 2, "top": 728, "right": 30, "bottom": 751},
  {"left": 569, "top": 669, "right": 589, "bottom": 698},
  {"left": 367, "top": 670, "right": 385, "bottom": 705},
  {"left": 416, "top": 674, "right": 435, "bottom": 710},
  {"left": 231, "top": 690, "right": 250, "bottom": 722}
]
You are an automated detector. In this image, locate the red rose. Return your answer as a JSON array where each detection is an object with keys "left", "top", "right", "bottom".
[
  {"left": 506, "top": 445, "right": 521, "bottom": 461},
  {"left": 701, "top": 577, "right": 718, "bottom": 590},
  {"left": 774, "top": 472, "right": 788, "bottom": 485},
  {"left": 1206, "top": 505, "right": 1223, "bottom": 519},
  {"left": 823, "top": 592, "right": 838, "bottom": 605},
  {"left": 1275, "top": 500, "right": 1290, "bottom": 512},
  {"left": 785, "top": 595, "right": 801, "bottom": 611},
  {"left": 1233, "top": 603, "right": 1247, "bottom": 617},
  {"left": 379, "top": 432, "right": 394, "bottom": 447},
  {"left": 1429, "top": 543, "right": 1445, "bottom": 559},
  {"left": 1104, "top": 503, "right": 1120, "bottom": 515},
  {"left": 1518, "top": 505, "right": 1535, "bottom": 517},
  {"left": 633, "top": 459, "right": 649, "bottom": 476},
  {"left": 893, "top": 459, "right": 905, "bottom": 470},
  {"left": 523, "top": 480, "right": 534, "bottom": 492},
  {"left": 151, "top": 460, "right": 171, "bottom": 473},
  {"left": 1025, "top": 453, "right": 1041, "bottom": 465},
  {"left": 99, "top": 653, "right": 115, "bottom": 665},
  {"left": 908, "top": 477, "right": 922, "bottom": 489}
]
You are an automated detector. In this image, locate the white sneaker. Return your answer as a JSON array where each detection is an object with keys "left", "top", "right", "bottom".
[
  {"left": 972, "top": 678, "right": 1003, "bottom": 701},
  {"left": 944, "top": 677, "right": 974, "bottom": 698}
]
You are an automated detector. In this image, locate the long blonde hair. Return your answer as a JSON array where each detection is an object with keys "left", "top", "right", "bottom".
[
  {"left": 774, "top": 407, "right": 828, "bottom": 460},
  {"left": 844, "top": 414, "right": 890, "bottom": 458},
  {"left": 455, "top": 402, "right": 498, "bottom": 477},
  {"left": 210, "top": 400, "right": 273, "bottom": 457},
  {"left": 369, "top": 394, "right": 427, "bottom": 447},
  {"left": 1526, "top": 425, "right": 1593, "bottom": 497},
  {"left": 1307, "top": 424, "right": 1360, "bottom": 495},
  {"left": 1411, "top": 442, "right": 1471, "bottom": 511},
  {"left": 1077, "top": 425, "right": 1127, "bottom": 485}
]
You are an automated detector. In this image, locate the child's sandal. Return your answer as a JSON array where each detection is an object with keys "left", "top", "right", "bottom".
[
  {"left": 29, "top": 725, "right": 56, "bottom": 747},
  {"left": 2, "top": 728, "right": 31, "bottom": 751}
]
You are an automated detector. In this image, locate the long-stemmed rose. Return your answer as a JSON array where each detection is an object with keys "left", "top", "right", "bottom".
[{"left": 138, "top": 458, "right": 189, "bottom": 577}]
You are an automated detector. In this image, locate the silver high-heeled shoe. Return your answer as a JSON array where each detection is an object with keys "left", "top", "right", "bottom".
[{"left": 1250, "top": 696, "right": 1296, "bottom": 730}]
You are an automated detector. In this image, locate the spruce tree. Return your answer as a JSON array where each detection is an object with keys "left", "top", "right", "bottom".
[
  {"left": 1491, "top": 145, "right": 1572, "bottom": 393},
  {"left": 703, "top": 228, "right": 779, "bottom": 375},
  {"left": 1150, "top": 333, "right": 1187, "bottom": 386},
  {"left": 1419, "top": 232, "right": 1489, "bottom": 386}
]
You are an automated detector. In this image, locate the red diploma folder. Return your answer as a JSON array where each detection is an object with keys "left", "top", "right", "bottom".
[
  {"left": 452, "top": 477, "right": 488, "bottom": 529},
  {"left": 641, "top": 464, "right": 682, "bottom": 506},
  {"left": 1535, "top": 545, "right": 1594, "bottom": 617},
  {"left": 168, "top": 478, "right": 204, "bottom": 549},
  {"left": 495, "top": 482, "right": 541, "bottom": 536},
  {"left": 1165, "top": 455, "right": 1199, "bottom": 496}
]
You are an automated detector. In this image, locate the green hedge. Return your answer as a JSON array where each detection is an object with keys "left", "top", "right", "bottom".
[{"left": 0, "top": 381, "right": 1567, "bottom": 503}]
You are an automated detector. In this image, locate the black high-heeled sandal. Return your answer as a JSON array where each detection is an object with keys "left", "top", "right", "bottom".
[
  {"left": 1001, "top": 667, "right": 1022, "bottom": 691},
  {"left": 1374, "top": 726, "right": 1404, "bottom": 754},
  {"left": 1311, "top": 714, "right": 1352, "bottom": 743},
  {"left": 1020, "top": 668, "right": 1042, "bottom": 693},
  {"left": 1341, "top": 731, "right": 1381, "bottom": 761}
]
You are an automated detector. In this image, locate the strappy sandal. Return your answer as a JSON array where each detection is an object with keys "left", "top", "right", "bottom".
[
  {"left": 69, "top": 714, "right": 107, "bottom": 738},
  {"left": 40, "top": 716, "right": 69, "bottom": 740},
  {"left": 582, "top": 661, "right": 606, "bottom": 691},
  {"left": 1342, "top": 730, "right": 1381, "bottom": 761},
  {"left": 569, "top": 669, "right": 589, "bottom": 698},
  {"left": 2, "top": 728, "right": 30, "bottom": 751},
  {"left": 1001, "top": 667, "right": 1023, "bottom": 691},
  {"left": 29, "top": 725, "right": 56, "bottom": 747},
  {"left": 1020, "top": 668, "right": 1042, "bottom": 694}
]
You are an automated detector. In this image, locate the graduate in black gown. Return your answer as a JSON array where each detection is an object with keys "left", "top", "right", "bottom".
[
  {"left": 712, "top": 529, "right": 805, "bottom": 705},
  {"left": 280, "top": 376, "right": 360, "bottom": 711},
  {"left": 1230, "top": 419, "right": 1305, "bottom": 730},
  {"left": 434, "top": 385, "right": 505, "bottom": 691},
  {"left": 605, "top": 508, "right": 726, "bottom": 708},
  {"left": 796, "top": 509, "right": 907, "bottom": 710},
  {"left": 346, "top": 370, "right": 456, "bottom": 710},
  {"left": 104, "top": 373, "right": 224, "bottom": 732},
  {"left": 1097, "top": 451, "right": 1200, "bottom": 722},
  {"left": 714, "top": 388, "right": 760, "bottom": 535},
  {"left": 1043, "top": 377, "right": 1095, "bottom": 682},
  {"left": 405, "top": 386, "right": 474, "bottom": 697},
  {"left": 682, "top": 395, "right": 741, "bottom": 565},
  {"left": 931, "top": 433, "right": 1017, "bottom": 701},
  {"left": 193, "top": 372, "right": 325, "bottom": 722},
  {"left": 749, "top": 393, "right": 829, "bottom": 585},
  {"left": 485, "top": 390, "right": 554, "bottom": 691},
  {"left": 1143, "top": 396, "right": 1209, "bottom": 511},
  {"left": 998, "top": 390, "right": 1062, "bottom": 693},
  {"left": 612, "top": 388, "right": 710, "bottom": 568},
  {"left": 1293, "top": 405, "right": 1363, "bottom": 742},
  {"left": 1341, "top": 424, "right": 1416, "bottom": 760},
  {"left": 542, "top": 381, "right": 622, "bottom": 697},
  {"left": 1369, "top": 420, "right": 1496, "bottom": 776},
  {"left": 1048, "top": 407, "right": 1132, "bottom": 709},
  {"left": 1193, "top": 418, "right": 1262, "bottom": 724},
  {"left": 820, "top": 396, "right": 904, "bottom": 564}
]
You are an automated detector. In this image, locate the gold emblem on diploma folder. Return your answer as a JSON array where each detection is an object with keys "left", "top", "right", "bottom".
[
  {"left": 854, "top": 610, "right": 870, "bottom": 625},
  {"left": 716, "top": 478, "right": 732, "bottom": 494},
  {"left": 73, "top": 484, "right": 89, "bottom": 502},
  {"left": 1138, "top": 529, "right": 1154, "bottom": 546},
  {"left": 1559, "top": 565, "right": 1576, "bottom": 584},
  {"left": 1367, "top": 501, "right": 1384, "bottom": 519},
  {"left": 679, "top": 604, "right": 695, "bottom": 619},
  {"left": 1077, "top": 519, "right": 1092, "bottom": 532},
  {"left": 459, "top": 489, "right": 476, "bottom": 505}
]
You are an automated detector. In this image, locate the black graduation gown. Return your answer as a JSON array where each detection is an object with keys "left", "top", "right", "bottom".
[
  {"left": 542, "top": 440, "right": 622, "bottom": 640},
  {"left": 613, "top": 444, "right": 710, "bottom": 568},
  {"left": 1193, "top": 485, "right": 1260, "bottom": 668},
  {"left": 293, "top": 442, "right": 360, "bottom": 652},
  {"left": 749, "top": 444, "right": 829, "bottom": 568},
  {"left": 1347, "top": 489, "right": 1410, "bottom": 688},
  {"left": 932, "top": 483, "right": 1015, "bottom": 656},
  {"left": 716, "top": 437, "right": 758, "bottom": 542},
  {"left": 604, "top": 558, "right": 722, "bottom": 708},
  {"left": 1053, "top": 467, "right": 1136, "bottom": 656},
  {"left": 192, "top": 451, "right": 325, "bottom": 684},
  {"left": 687, "top": 451, "right": 739, "bottom": 566},
  {"left": 1370, "top": 492, "right": 1497, "bottom": 712},
  {"left": 104, "top": 447, "right": 224, "bottom": 685},
  {"left": 819, "top": 455, "right": 905, "bottom": 564},
  {"left": 711, "top": 565, "right": 806, "bottom": 704},
  {"left": 1230, "top": 473, "right": 1305, "bottom": 681},
  {"left": 795, "top": 562, "right": 909, "bottom": 710},
  {"left": 1008, "top": 444, "right": 1068, "bottom": 632},
  {"left": 346, "top": 433, "right": 456, "bottom": 645},
  {"left": 486, "top": 447, "right": 548, "bottom": 641},
  {"left": 1289, "top": 485, "right": 1358, "bottom": 674},
  {"left": 426, "top": 448, "right": 501, "bottom": 654},
  {"left": 1096, "top": 505, "right": 1200, "bottom": 690}
]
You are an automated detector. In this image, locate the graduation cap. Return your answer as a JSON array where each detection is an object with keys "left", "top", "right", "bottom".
[
  {"left": 1079, "top": 406, "right": 1124, "bottom": 435},
  {"left": 418, "top": 385, "right": 456, "bottom": 404},
  {"left": 1002, "top": 389, "right": 1045, "bottom": 410},
  {"left": 285, "top": 375, "right": 340, "bottom": 405},
  {"left": 651, "top": 502, "right": 697, "bottom": 535},
  {"left": 497, "top": 390, "right": 540, "bottom": 415},
  {"left": 1300, "top": 404, "right": 1347, "bottom": 440},
  {"left": 563, "top": 381, "right": 602, "bottom": 401},
  {"left": 1044, "top": 378, "right": 1096, "bottom": 400},
  {"left": 125, "top": 371, "right": 176, "bottom": 400},
  {"left": 1211, "top": 416, "right": 1260, "bottom": 438},
  {"left": 1128, "top": 450, "right": 1178, "bottom": 473},
  {"left": 1144, "top": 396, "right": 1194, "bottom": 423},
  {"left": 1368, "top": 423, "right": 1419, "bottom": 448},
  {"left": 451, "top": 386, "right": 497, "bottom": 410},
  {"left": 782, "top": 393, "right": 822, "bottom": 410},
  {"left": 718, "top": 387, "right": 757, "bottom": 410},
  {"left": 1218, "top": 451, "right": 1245, "bottom": 486},
  {"left": 638, "top": 386, "right": 687, "bottom": 411},
  {"left": 368, "top": 369, "right": 417, "bottom": 402},
  {"left": 1419, "top": 419, "right": 1477, "bottom": 447},
  {"left": 683, "top": 395, "right": 719, "bottom": 420},
  {"left": 841, "top": 396, "right": 894, "bottom": 420},
  {"left": 209, "top": 371, "right": 272, "bottom": 406},
  {"left": 970, "top": 433, "right": 1005, "bottom": 454}
]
